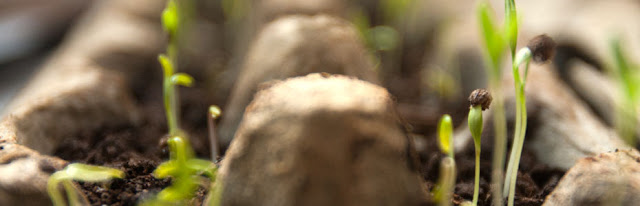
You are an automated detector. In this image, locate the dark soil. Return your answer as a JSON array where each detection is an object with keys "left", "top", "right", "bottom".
[{"left": 53, "top": 66, "right": 216, "bottom": 206}]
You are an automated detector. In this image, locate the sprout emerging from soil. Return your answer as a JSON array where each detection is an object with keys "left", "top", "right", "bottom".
[
  {"left": 503, "top": 34, "right": 556, "bottom": 206},
  {"left": 468, "top": 89, "right": 491, "bottom": 206},
  {"left": 48, "top": 163, "right": 124, "bottom": 206},
  {"left": 144, "top": 137, "right": 217, "bottom": 205},
  {"left": 433, "top": 157, "right": 456, "bottom": 206},
  {"left": 148, "top": 0, "right": 219, "bottom": 205},
  {"left": 433, "top": 114, "right": 456, "bottom": 206}
]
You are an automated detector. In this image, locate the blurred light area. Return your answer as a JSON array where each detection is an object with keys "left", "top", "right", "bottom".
[
  {"left": 0, "top": 13, "right": 40, "bottom": 63},
  {"left": 0, "top": 0, "right": 91, "bottom": 111}
]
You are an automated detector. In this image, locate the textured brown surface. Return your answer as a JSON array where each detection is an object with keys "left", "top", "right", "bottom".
[
  {"left": 218, "top": 73, "right": 425, "bottom": 206},
  {"left": 219, "top": 15, "right": 379, "bottom": 146},
  {"left": 543, "top": 149, "right": 640, "bottom": 206}
]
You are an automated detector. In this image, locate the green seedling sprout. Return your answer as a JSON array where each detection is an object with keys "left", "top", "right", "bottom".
[
  {"left": 432, "top": 114, "right": 456, "bottom": 206},
  {"left": 503, "top": 34, "right": 555, "bottom": 206},
  {"left": 208, "top": 105, "right": 222, "bottom": 161},
  {"left": 610, "top": 38, "right": 638, "bottom": 146},
  {"left": 467, "top": 89, "right": 492, "bottom": 206},
  {"left": 476, "top": 3, "right": 508, "bottom": 206},
  {"left": 48, "top": 163, "right": 124, "bottom": 206},
  {"left": 438, "top": 114, "right": 455, "bottom": 159},
  {"left": 144, "top": 137, "right": 217, "bottom": 205},
  {"left": 433, "top": 157, "right": 456, "bottom": 206},
  {"left": 147, "top": 1, "right": 219, "bottom": 205}
]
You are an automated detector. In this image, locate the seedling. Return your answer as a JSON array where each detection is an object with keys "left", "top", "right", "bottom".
[
  {"left": 48, "top": 163, "right": 124, "bottom": 206},
  {"left": 503, "top": 34, "right": 555, "bottom": 206},
  {"left": 476, "top": 3, "right": 508, "bottom": 206},
  {"left": 438, "top": 114, "right": 455, "bottom": 159},
  {"left": 610, "top": 37, "right": 638, "bottom": 146},
  {"left": 467, "top": 89, "right": 492, "bottom": 206},
  {"left": 143, "top": 136, "right": 217, "bottom": 205},
  {"left": 145, "top": 0, "right": 219, "bottom": 205},
  {"left": 432, "top": 114, "right": 456, "bottom": 206},
  {"left": 433, "top": 157, "right": 456, "bottom": 206},
  {"left": 208, "top": 105, "right": 222, "bottom": 161}
]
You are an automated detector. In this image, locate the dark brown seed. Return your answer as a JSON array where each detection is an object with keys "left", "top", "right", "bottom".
[
  {"left": 527, "top": 34, "right": 556, "bottom": 63},
  {"left": 469, "top": 89, "right": 492, "bottom": 110}
]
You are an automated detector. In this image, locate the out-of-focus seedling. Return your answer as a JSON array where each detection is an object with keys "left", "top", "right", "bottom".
[
  {"left": 48, "top": 163, "right": 124, "bottom": 206},
  {"left": 146, "top": 0, "right": 219, "bottom": 205},
  {"left": 468, "top": 89, "right": 492, "bottom": 206},
  {"left": 143, "top": 137, "right": 217, "bottom": 205},
  {"left": 208, "top": 105, "right": 222, "bottom": 161},
  {"left": 438, "top": 114, "right": 455, "bottom": 159},
  {"left": 432, "top": 114, "right": 456, "bottom": 206},
  {"left": 476, "top": 3, "right": 508, "bottom": 205},
  {"left": 610, "top": 38, "right": 639, "bottom": 146}
]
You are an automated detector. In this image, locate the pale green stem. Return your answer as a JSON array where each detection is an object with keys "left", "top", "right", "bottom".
[
  {"left": 48, "top": 173, "right": 66, "bottom": 206},
  {"left": 489, "top": 71, "right": 507, "bottom": 206},
  {"left": 162, "top": 63, "right": 179, "bottom": 136},
  {"left": 503, "top": 86, "right": 522, "bottom": 197},
  {"left": 63, "top": 181, "right": 79, "bottom": 206},
  {"left": 473, "top": 144, "right": 481, "bottom": 206},
  {"left": 508, "top": 83, "right": 527, "bottom": 206}
]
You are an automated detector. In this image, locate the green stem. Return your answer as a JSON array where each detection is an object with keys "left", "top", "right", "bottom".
[
  {"left": 503, "top": 78, "right": 522, "bottom": 197},
  {"left": 162, "top": 62, "right": 179, "bottom": 136},
  {"left": 507, "top": 84, "right": 527, "bottom": 206},
  {"left": 473, "top": 144, "right": 481, "bottom": 206},
  {"left": 489, "top": 72, "right": 507, "bottom": 206},
  {"left": 48, "top": 173, "right": 65, "bottom": 206}
]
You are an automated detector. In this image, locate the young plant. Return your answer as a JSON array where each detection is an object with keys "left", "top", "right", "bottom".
[
  {"left": 468, "top": 89, "right": 492, "bottom": 206},
  {"left": 432, "top": 114, "right": 456, "bottom": 206},
  {"left": 143, "top": 136, "right": 217, "bottom": 205},
  {"left": 476, "top": 3, "right": 508, "bottom": 206},
  {"left": 146, "top": 0, "right": 219, "bottom": 204},
  {"left": 610, "top": 38, "right": 638, "bottom": 146},
  {"left": 503, "top": 34, "right": 555, "bottom": 206},
  {"left": 48, "top": 163, "right": 124, "bottom": 206}
]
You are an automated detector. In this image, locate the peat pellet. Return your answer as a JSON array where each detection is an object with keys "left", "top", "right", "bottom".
[
  {"left": 219, "top": 15, "right": 378, "bottom": 146},
  {"left": 544, "top": 149, "right": 640, "bottom": 206},
  {"left": 217, "top": 73, "right": 425, "bottom": 206},
  {"left": 0, "top": 143, "right": 68, "bottom": 206}
]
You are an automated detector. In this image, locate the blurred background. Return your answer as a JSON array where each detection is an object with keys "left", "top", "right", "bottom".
[
  {"left": 1, "top": 0, "right": 640, "bottom": 135},
  {"left": 0, "top": 0, "right": 90, "bottom": 110}
]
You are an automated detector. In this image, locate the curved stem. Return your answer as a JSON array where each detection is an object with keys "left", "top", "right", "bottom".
[
  {"left": 503, "top": 91, "right": 522, "bottom": 198},
  {"left": 508, "top": 85, "right": 527, "bottom": 206},
  {"left": 47, "top": 173, "right": 66, "bottom": 206}
]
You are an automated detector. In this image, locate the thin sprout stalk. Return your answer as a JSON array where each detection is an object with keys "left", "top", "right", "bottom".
[
  {"left": 469, "top": 105, "right": 483, "bottom": 205},
  {"left": 208, "top": 105, "right": 222, "bottom": 161},
  {"left": 435, "top": 157, "right": 456, "bottom": 206}
]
